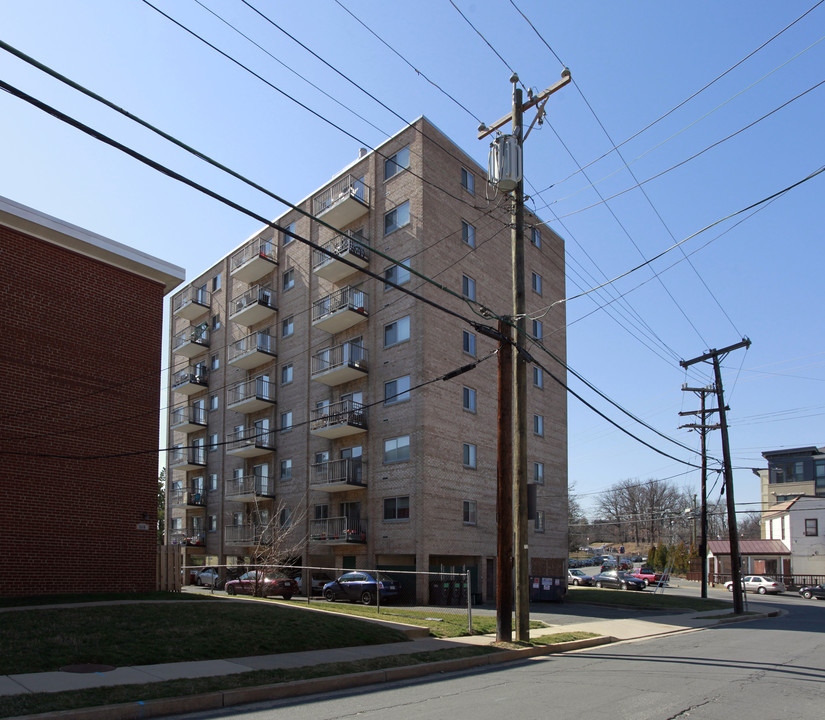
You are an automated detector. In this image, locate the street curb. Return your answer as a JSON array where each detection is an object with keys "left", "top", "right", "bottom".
[{"left": 7, "top": 637, "right": 615, "bottom": 720}]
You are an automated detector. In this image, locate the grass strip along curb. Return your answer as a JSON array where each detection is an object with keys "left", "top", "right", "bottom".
[{"left": 1, "top": 634, "right": 606, "bottom": 720}]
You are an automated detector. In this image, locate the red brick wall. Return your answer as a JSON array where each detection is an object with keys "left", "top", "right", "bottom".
[{"left": 0, "top": 227, "right": 165, "bottom": 596}]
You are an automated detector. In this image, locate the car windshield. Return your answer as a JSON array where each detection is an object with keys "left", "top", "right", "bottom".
[
  {"left": 570, "top": 570, "right": 584, "bottom": 576},
  {"left": 375, "top": 573, "right": 396, "bottom": 582}
]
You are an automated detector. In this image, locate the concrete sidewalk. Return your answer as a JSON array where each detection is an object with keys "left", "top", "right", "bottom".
[{"left": 0, "top": 607, "right": 768, "bottom": 701}]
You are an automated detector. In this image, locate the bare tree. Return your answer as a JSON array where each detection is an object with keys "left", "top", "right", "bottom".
[{"left": 737, "top": 511, "right": 761, "bottom": 540}]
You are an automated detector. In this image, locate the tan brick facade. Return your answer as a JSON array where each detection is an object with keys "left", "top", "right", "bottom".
[{"left": 167, "top": 118, "right": 567, "bottom": 602}]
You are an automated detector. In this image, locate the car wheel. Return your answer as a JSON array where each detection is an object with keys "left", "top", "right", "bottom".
[
  {"left": 803, "top": 590, "right": 813, "bottom": 599},
  {"left": 282, "top": 594, "right": 293, "bottom": 601},
  {"left": 620, "top": 583, "right": 627, "bottom": 590},
  {"left": 324, "top": 589, "right": 335, "bottom": 602},
  {"left": 758, "top": 587, "right": 767, "bottom": 595},
  {"left": 596, "top": 581, "right": 602, "bottom": 588},
  {"left": 360, "top": 590, "right": 374, "bottom": 605},
  {"left": 196, "top": 577, "right": 202, "bottom": 586},
  {"left": 727, "top": 585, "right": 733, "bottom": 592},
  {"left": 226, "top": 585, "right": 236, "bottom": 596},
  {"left": 574, "top": 579, "right": 580, "bottom": 586}
]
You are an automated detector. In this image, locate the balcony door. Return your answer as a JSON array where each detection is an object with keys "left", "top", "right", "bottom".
[
  {"left": 254, "top": 417, "right": 270, "bottom": 446},
  {"left": 253, "top": 463, "right": 270, "bottom": 496},
  {"left": 341, "top": 446, "right": 362, "bottom": 482},
  {"left": 256, "top": 374, "right": 271, "bottom": 400},
  {"left": 342, "top": 501, "right": 361, "bottom": 527},
  {"left": 192, "top": 398, "right": 206, "bottom": 424},
  {"left": 344, "top": 337, "right": 362, "bottom": 365}
]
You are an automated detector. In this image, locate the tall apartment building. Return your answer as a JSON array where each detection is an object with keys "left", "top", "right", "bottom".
[{"left": 166, "top": 117, "right": 567, "bottom": 602}]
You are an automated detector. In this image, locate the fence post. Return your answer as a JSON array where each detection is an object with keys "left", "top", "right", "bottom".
[
  {"left": 467, "top": 570, "right": 472, "bottom": 634},
  {"left": 376, "top": 568, "right": 381, "bottom": 615}
]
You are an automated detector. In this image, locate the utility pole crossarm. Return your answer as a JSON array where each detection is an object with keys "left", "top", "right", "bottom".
[
  {"left": 678, "top": 423, "right": 721, "bottom": 431},
  {"left": 680, "top": 338, "right": 751, "bottom": 368},
  {"left": 678, "top": 408, "right": 724, "bottom": 417},
  {"left": 478, "top": 70, "right": 572, "bottom": 140}
]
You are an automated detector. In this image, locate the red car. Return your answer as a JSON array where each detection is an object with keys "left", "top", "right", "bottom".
[{"left": 225, "top": 571, "right": 297, "bottom": 599}]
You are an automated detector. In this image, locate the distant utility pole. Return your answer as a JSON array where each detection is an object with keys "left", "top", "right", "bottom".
[
  {"left": 679, "top": 386, "right": 720, "bottom": 599},
  {"left": 479, "top": 69, "right": 571, "bottom": 643},
  {"left": 680, "top": 339, "right": 751, "bottom": 613}
]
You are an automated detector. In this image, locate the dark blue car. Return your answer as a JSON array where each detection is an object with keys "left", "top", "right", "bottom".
[{"left": 323, "top": 571, "right": 400, "bottom": 605}]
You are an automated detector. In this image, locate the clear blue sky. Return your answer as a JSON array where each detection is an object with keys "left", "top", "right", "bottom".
[{"left": 2, "top": 1, "right": 823, "bottom": 519}]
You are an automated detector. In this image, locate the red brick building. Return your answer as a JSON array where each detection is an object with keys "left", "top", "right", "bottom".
[{"left": 0, "top": 196, "right": 184, "bottom": 597}]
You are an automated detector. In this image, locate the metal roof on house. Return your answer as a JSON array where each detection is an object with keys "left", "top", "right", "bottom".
[{"left": 708, "top": 539, "right": 790, "bottom": 556}]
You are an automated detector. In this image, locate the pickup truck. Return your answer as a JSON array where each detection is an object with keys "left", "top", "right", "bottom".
[{"left": 631, "top": 567, "right": 668, "bottom": 586}]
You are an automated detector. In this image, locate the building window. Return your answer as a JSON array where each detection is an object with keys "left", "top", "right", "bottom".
[
  {"left": 283, "top": 221, "right": 295, "bottom": 246},
  {"left": 208, "top": 515, "right": 217, "bottom": 532},
  {"left": 384, "top": 146, "right": 410, "bottom": 180},
  {"left": 384, "top": 435, "right": 410, "bottom": 464},
  {"left": 211, "top": 314, "right": 221, "bottom": 331},
  {"left": 208, "top": 473, "right": 218, "bottom": 491},
  {"left": 210, "top": 354, "right": 220, "bottom": 371},
  {"left": 533, "top": 366, "right": 543, "bottom": 388},
  {"left": 531, "top": 227, "right": 541, "bottom": 248},
  {"left": 462, "top": 386, "right": 476, "bottom": 412},
  {"left": 384, "top": 375, "right": 411, "bottom": 405},
  {"left": 282, "top": 268, "right": 294, "bottom": 291},
  {"left": 384, "top": 200, "right": 410, "bottom": 235},
  {"left": 531, "top": 272, "right": 542, "bottom": 294},
  {"left": 209, "top": 394, "right": 219, "bottom": 411},
  {"left": 280, "top": 410, "right": 293, "bottom": 432},
  {"left": 463, "top": 500, "right": 477, "bottom": 525},
  {"left": 534, "top": 462, "right": 544, "bottom": 485},
  {"left": 461, "top": 220, "right": 475, "bottom": 248},
  {"left": 279, "top": 507, "right": 292, "bottom": 528},
  {"left": 462, "top": 330, "right": 476, "bottom": 356},
  {"left": 208, "top": 433, "right": 218, "bottom": 451},
  {"left": 532, "top": 319, "right": 543, "bottom": 340},
  {"left": 462, "top": 274, "right": 476, "bottom": 301},
  {"left": 280, "top": 458, "right": 292, "bottom": 481},
  {"left": 534, "top": 414, "right": 544, "bottom": 436},
  {"left": 314, "top": 503, "right": 329, "bottom": 520},
  {"left": 535, "top": 510, "right": 545, "bottom": 532},
  {"left": 281, "top": 363, "right": 293, "bottom": 384},
  {"left": 384, "top": 496, "right": 410, "bottom": 521},
  {"left": 463, "top": 443, "right": 477, "bottom": 469},
  {"left": 282, "top": 315, "right": 294, "bottom": 337},
  {"left": 805, "top": 518, "right": 818, "bottom": 536},
  {"left": 816, "top": 460, "right": 825, "bottom": 496},
  {"left": 461, "top": 167, "right": 475, "bottom": 193},
  {"left": 385, "top": 259, "right": 411, "bottom": 289},
  {"left": 384, "top": 316, "right": 410, "bottom": 347},
  {"left": 212, "top": 273, "right": 221, "bottom": 291}
]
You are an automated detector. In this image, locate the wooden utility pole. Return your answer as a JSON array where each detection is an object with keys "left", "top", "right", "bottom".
[
  {"left": 680, "top": 339, "right": 751, "bottom": 613},
  {"left": 479, "top": 69, "right": 571, "bottom": 642},
  {"left": 679, "top": 386, "right": 719, "bottom": 599},
  {"left": 496, "top": 319, "right": 514, "bottom": 641}
]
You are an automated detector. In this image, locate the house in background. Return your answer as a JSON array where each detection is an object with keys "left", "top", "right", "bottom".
[
  {"left": 0, "top": 196, "right": 184, "bottom": 597},
  {"left": 707, "top": 539, "right": 791, "bottom": 579},
  {"left": 753, "top": 446, "right": 825, "bottom": 511},
  {"left": 762, "top": 495, "right": 825, "bottom": 577}
]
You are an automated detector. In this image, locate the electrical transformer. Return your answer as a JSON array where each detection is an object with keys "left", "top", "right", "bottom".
[{"left": 488, "top": 134, "right": 522, "bottom": 192}]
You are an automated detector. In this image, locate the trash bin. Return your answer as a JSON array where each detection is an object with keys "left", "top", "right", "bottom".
[{"left": 540, "top": 576, "right": 566, "bottom": 603}]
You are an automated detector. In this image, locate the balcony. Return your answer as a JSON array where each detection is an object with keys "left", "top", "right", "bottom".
[
  {"left": 169, "top": 446, "right": 207, "bottom": 471},
  {"left": 226, "top": 426, "right": 276, "bottom": 458},
  {"left": 172, "top": 286, "right": 211, "bottom": 322},
  {"left": 170, "top": 403, "right": 207, "bottom": 433},
  {"left": 172, "top": 325, "right": 210, "bottom": 359},
  {"left": 312, "top": 286, "right": 368, "bottom": 334},
  {"left": 230, "top": 237, "right": 278, "bottom": 284},
  {"left": 310, "top": 399, "right": 367, "bottom": 439},
  {"left": 228, "top": 329, "right": 276, "bottom": 370},
  {"left": 312, "top": 231, "right": 369, "bottom": 283},
  {"left": 229, "top": 284, "right": 277, "bottom": 327},
  {"left": 309, "top": 517, "right": 367, "bottom": 545},
  {"left": 227, "top": 376, "right": 276, "bottom": 413},
  {"left": 312, "top": 174, "right": 370, "bottom": 228},
  {"left": 169, "top": 487, "right": 206, "bottom": 507},
  {"left": 225, "top": 524, "right": 273, "bottom": 547},
  {"left": 171, "top": 366, "right": 209, "bottom": 396},
  {"left": 170, "top": 528, "right": 206, "bottom": 547},
  {"left": 310, "top": 458, "right": 365, "bottom": 492},
  {"left": 225, "top": 474, "right": 275, "bottom": 502},
  {"left": 311, "top": 343, "right": 368, "bottom": 386}
]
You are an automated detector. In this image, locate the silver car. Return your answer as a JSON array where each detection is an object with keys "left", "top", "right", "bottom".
[
  {"left": 724, "top": 575, "right": 785, "bottom": 594},
  {"left": 568, "top": 569, "right": 594, "bottom": 586}
]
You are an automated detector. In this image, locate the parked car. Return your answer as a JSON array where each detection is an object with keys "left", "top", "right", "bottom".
[
  {"left": 225, "top": 571, "right": 297, "bottom": 599},
  {"left": 601, "top": 559, "right": 632, "bottom": 572},
  {"left": 323, "top": 571, "right": 401, "bottom": 605},
  {"left": 568, "top": 569, "right": 594, "bottom": 586},
  {"left": 195, "top": 566, "right": 224, "bottom": 589},
  {"left": 798, "top": 583, "right": 825, "bottom": 600},
  {"left": 631, "top": 567, "right": 669, "bottom": 586},
  {"left": 724, "top": 575, "right": 785, "bottom": 595},
  {"left": 593, "top": 570, "right": 646, "bottom": 591},
  {"left": 295, "top": 572, "right": 335, "bottom": 596}
]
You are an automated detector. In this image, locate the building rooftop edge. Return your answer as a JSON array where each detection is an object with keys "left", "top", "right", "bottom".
[{"left": 0, "top": 195, "right": 186, "bottom": 294}]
